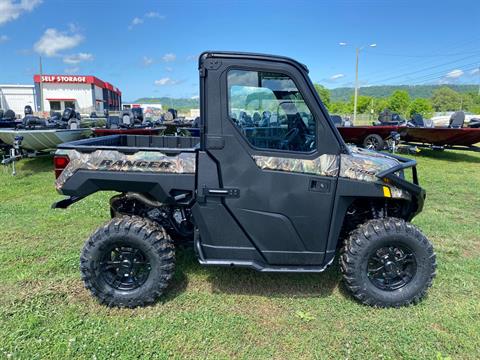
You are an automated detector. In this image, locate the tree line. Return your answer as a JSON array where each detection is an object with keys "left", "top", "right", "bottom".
[{"left": 315, "top": 84, "right": 480, "bottom": 119}]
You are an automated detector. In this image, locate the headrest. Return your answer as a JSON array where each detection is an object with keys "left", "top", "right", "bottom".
[{"left": 449, "top": 111, "right": 465, "bottom": 128}]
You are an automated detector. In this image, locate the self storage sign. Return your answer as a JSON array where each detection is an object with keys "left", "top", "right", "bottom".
[{"left": 40, "top": 75, "right": 87, "bottom": 83}]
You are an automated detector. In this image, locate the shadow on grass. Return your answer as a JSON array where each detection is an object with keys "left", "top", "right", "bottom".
[
  {"left": 175, "top": 247, "right": 341, "bottom": 299},
  {"left": 415, "top": 148, "right": 480, "bottom": 163},
  {"left": 4, "top": 155, "right": 55, "bottom": 178}
]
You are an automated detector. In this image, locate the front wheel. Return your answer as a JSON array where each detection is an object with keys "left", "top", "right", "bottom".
[
  {"left": 340, "top": 218, "right": 436, "bottom": 307},
  {"left": 80, "top": 216, "right": 175, "bottom": 307}
]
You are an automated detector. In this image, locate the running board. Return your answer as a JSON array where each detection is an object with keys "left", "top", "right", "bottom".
[
  {"left": 194, "top": 228, "right": 335, "bottom": 273},
  {"left": 197, "top": 258, "right": 334, "bottom": 273}
]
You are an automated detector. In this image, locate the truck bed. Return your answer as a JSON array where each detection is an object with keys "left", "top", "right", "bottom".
[
  {"left": 55, "top": 134, "right": 200, "bottom": 203},
  {"left": 58, "top": 134, "right": 200, "bottom": 153}
]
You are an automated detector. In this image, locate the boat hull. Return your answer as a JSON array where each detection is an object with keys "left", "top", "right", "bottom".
[
  {"left": 0, "top": 128, "right": 92, "bottom": 151},
  {"left": 338, "top": 125, "right": 480, "bottom": 147},
  {"left": 400, "top": 127, "right": 480, "bottom": 146}
]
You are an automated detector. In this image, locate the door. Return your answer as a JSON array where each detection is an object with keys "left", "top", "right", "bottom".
[{"left": 197, "top": 54, "right": 342, "bottom": 266}]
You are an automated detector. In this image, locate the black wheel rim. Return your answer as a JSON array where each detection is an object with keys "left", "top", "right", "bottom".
[
  {"left": 99, "top": 244, "right": 151, "bottom": 291},
  {"left": 365, "top": 137, "right": 379, "bottom": 150},
  {"left": 367, "top": 244, "right": 417, "bottom": 291}
]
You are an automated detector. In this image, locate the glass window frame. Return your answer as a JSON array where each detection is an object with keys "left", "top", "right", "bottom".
[{"left": 226, "top": 67, "right": 318, "bottom": 155}]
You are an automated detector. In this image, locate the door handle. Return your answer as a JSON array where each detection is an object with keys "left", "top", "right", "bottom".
[
  {"left": 309, "top": 178, "right": 330, "bottom": 193},
  {"left": 202, "top": 187, "right": 240, "bottom": 197}
]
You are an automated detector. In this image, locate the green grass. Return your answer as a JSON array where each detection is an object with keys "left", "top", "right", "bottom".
[{"left": 0, "top": 149, "right": 479, "bottom": 359}]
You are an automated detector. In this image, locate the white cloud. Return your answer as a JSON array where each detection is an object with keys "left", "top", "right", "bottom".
[
  {"left": 63, "top": 52, "right": 93, "bottom": 64},
  {"left": 470, "top": 68, "right": 480, "bottom": 75},
  {"left": 0, "top": 35, "right": 9, "bottom": 43},
  {"left": 128, "top": 12, "right": 164, "bottom": 30},
  {"left": 34, "top": 28, "right": 83, "bottom": 56},
  {"left": 154, "top": 77, "right": 180, "bottom": 86},
  {"left": 142, "top": 56, "right": 154, "bottom": 66},
  {"left": 165, "top": 66, "right": 173, "bottom": 72},
  {"left": 145, "top": 11, "right": 163, "bottom": 18},
  {"left": 445, "top": 69, "right": 464, "bottom": 79},
  {"left": 128, "top": 16, "right": 144, "bottom": 30},
  {"left": 329, "top": 73, "right": 345, "bottom": 81},
  {"left": 0, "top": 0, "right": 42, "bottom": 25},
  {"left": 191, "top": 95, "right": 199, "bottom": 100},
  {"left": 64, "top": 66, "right": 80, "bottom": 74},
  {"left": 162, "top": 53, "right": 176, "bottom": 62}
]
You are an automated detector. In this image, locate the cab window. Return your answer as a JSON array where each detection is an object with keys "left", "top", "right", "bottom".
[{"left": 228, "top": 69, "right": 316, "bottom": 152}]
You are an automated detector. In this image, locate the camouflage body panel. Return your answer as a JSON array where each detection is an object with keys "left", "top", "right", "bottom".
[
  {"left": 339, "top": 146, "right": 400, "bottom": 182},
  {"left": 252, "top": 146, "right": 409, "bottom": 199},
  {"left": 253, "top": 154, "right": 339, "bottom": 177},
  {"left": 56, "top": 149, "right": 196, "bottom": 191}
]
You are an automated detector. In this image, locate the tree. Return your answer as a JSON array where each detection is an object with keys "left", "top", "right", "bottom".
[
  {"left": 329, "top": 101, "right": 350, "bottom": 114},
  {"left": 407, "top": 98, "right": 434, "bottom": 118},
  {"left": 356, "top": 95, "right": 373, "bottom": 114},
  {"left": 388, "top": 90, "right": 410, "bottom": 116},
  {"left": 314, "top": 84, "right": 331, "bottom": 109},
  {"left": 372, "top": 98, "right": 389, "bottom": 115},
  {"left": 431, "top": 87, "right": 462, "bottom": 112}
]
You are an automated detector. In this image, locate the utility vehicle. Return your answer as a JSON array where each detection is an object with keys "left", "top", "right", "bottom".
[{"left": 53, "top": 52, "right": 436, "bottom": 308}]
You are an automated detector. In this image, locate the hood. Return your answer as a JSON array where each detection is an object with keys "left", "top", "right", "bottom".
[{"left": 339, "top": 145, "right": 401, "bottom": 182}]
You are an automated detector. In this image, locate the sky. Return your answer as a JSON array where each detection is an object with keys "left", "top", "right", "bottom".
[{"left": 0, "top": 0, "right": 479, "bottom": 101}]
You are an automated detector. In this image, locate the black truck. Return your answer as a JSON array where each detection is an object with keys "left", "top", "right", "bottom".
[{"left": 53, "top": 52, "right": 436, "bottom": 308}]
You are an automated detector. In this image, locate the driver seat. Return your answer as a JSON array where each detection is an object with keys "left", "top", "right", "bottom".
[{"left": 448, "top": 111, "right": 465, "bottom": 128}]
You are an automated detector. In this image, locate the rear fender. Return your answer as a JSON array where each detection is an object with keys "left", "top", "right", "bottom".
[{"left": 53, "top": 170, "right": 196, "bottom": 209}]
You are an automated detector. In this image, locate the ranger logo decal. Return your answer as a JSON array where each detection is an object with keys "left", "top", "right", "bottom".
[{"left": 98, "top": 159, "right": 173, "bottom": 169}]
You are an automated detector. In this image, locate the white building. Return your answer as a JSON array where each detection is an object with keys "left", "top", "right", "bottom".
[
  {"left": 0, "top": 84, "right": 36, "bottom": 116},
  {"left": 34, "top": 74, "right": 122, "bottom": 114}
]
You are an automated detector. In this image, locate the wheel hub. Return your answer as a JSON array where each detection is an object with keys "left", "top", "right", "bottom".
[
  {"left": 367, "top": 245, "right": 417, "bottom": 291},
  {"left": 99, "top": 244, "right": 151, "bottom": 291}
]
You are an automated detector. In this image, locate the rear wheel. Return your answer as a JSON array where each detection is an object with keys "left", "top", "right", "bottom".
[
  {"left": 80, "top": 216, "right": 175, "bottom": 307},
  {"left": 340, "top": 218, "right": 436, "bottom": 307},
  {"left": 363, "top": 134, "right": 384, "bottom": 150}
]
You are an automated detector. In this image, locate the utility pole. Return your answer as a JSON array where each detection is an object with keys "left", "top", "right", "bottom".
[
  {"left": 478, "top": 65, "right": 480, "bottom": 96},
  {"left": 39, "top": 56, "right": 44, "bottom": 113},
  {"left": 353, "top": 47, "right": 359, "bottom": 124},
  {"left": 339, "top": 42, "right": 376, "bottom": 124}
]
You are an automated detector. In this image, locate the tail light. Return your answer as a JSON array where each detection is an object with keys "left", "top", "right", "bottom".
[{"left": 54, "top": 155, "right": 70, "bottom": 179}]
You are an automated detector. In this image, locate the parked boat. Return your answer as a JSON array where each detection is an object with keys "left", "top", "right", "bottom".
[
  {"left": 92, "top": 108, "right": 199, "bottom": 137},
  {"left": 0, "top": 107, "right": 92, "bottom": 152},
  {"left": 0, "top": 128, "right": 92, "bottom": 151},
  {"left": 336, "top": 111, "right": 480, "bottom": 151}
]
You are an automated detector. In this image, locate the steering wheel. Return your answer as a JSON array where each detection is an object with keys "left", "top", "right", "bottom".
[
  {"left": 281, "top": 114, "right": 310, "bottom": 151},
  {"left": 281, "top": 127, "right": 300, "bottom": 150}
]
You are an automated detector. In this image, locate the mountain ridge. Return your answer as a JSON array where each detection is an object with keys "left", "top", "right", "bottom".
[{"left": 131, "top": 84, "right": 479, "bottom": 108}]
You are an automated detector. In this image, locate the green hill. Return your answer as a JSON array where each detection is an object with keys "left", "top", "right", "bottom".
[
  {"left": 133, "top": 84, "right": 479, "bottom": 110},
  {"left": 330, "top": 84, "right": 478, "bottom": 102},
  {"left": 133, "top": 97, "right": 199, "bottom": 110}
]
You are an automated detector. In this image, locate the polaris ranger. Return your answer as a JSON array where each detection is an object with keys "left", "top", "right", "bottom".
[{"left": 53, "top": 52, "right": 436, "bottom": 308}]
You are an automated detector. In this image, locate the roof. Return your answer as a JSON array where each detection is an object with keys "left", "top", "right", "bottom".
[
  {"left": 33, "top": 75, "right": 121, "bottom": 96},
  {"left": 0, "top": 84, "right": 35, "bottom": 88},
  {"left": 199, "top": 51, "right": 309, "bottom": 73}
]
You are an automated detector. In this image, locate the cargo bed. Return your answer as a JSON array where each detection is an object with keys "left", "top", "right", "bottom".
[{"left": 58, "top": 134, "right": 200, "bottom": 153}]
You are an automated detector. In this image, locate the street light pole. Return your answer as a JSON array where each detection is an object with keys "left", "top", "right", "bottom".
[
  {"left": 39, "top": 56, "right": 44, "bottom": 113},
  {"left": 340, "top": 42, "right": 376, "bottom": 125},
  {"left": 353, "top": 47, "right": 359, "bottom": 124}
]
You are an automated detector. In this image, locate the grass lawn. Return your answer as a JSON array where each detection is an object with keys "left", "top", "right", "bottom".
[{"left": 0, "top": 149, "right": 479, "bottom": 359}]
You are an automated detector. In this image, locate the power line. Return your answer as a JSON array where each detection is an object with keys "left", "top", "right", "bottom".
[
  {"left": 409, "top": 65, "right": 480, "bottom": 84},
  {"left": 371, "top": 49, "right": 480, "bottom": 58},
  {"left": 360, "top": 37, "right": 480, "bottom": 82},
  {"left": 367, "top": 56, "right": 480, "bottom": 85}
]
